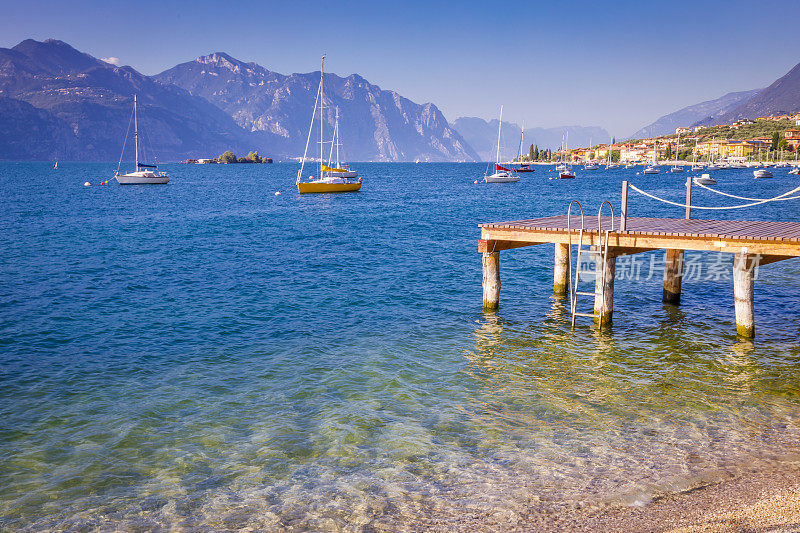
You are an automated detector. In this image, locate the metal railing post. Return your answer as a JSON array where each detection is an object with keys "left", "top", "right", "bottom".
[
  {"left": 620, "top": 180, "right": 628, "bottom": 231},
  {"left": 685, "top": 176, "right": 692, "bottom": 219}
]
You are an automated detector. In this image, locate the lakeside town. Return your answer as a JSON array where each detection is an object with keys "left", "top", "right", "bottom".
[{"left": 515, "top": 113, "right": 800, "bottom": 165}]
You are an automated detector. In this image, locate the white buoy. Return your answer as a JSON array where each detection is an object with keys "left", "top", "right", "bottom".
[
  {"left": 84, "top": 182, "right": 91, "bottom": 186},
  {"left": 275, "top": 191, "right": 281, "bottom": 196}
]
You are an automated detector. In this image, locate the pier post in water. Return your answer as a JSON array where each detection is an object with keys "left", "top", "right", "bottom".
[
  {"left": 662, "top": 249, "right": 684, "bottom": 305},
  {"left": 733, "top": 251, "right": 756, "bottom": 338},
  {"left": 482, "top": 251, "right": 500, "bottom": 311},
  {"left": 554, "top": 243, "right": 570, "bottom": 297},
  {"left": 594, "top": 252, "right": 616, "bottom": 328}
]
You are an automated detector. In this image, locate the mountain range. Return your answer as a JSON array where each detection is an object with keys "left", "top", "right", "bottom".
[
  {"left": 632, "top": 59, "right": 800, "bottom": 137},
  {"left": 0, "top": 39, "right": 257, "bottom": 161},
  {"left": 155, "top": 53, "right": 477, "bottom": 162},
  {"left": 694, "top": 61, "right": 800, "bottom": 127},
  {"left": 0, "top": 39, "right": 477, "bottom": 162},
  {"left": 450, "top": 117, "right": 611, "bottom": 160},
  {"left": 628, "top": 89, "right": 761, "bottom": 139},
  {"left": 4, "top": 38, "right": 800, "bottom": 162}
]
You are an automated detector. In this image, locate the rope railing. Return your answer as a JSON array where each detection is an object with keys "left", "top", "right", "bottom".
[
  {"left": 627, "top": 182, "right": 800, "bottom": 211},
  {"left": 692, "top": 181, "right": 800, "bottom": 202}
]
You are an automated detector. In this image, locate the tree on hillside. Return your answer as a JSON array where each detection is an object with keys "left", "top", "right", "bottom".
[
  {"left": 665, "top": 143, "right": 672, "bottom": 160},
  {"left": 220, "top": 151, "right": 237, "bottom": 164},
  {"left": 772, "top": 132, "right": 781, "bottom": 151},
  {"left": 533, "top": 145, "right": 539, "bottom": 160},
  {"left": 247, "top": 151, "right": 262, "bottom": 163}
]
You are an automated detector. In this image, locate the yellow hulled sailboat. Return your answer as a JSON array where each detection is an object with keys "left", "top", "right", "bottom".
[{"left": 296, "top": 56, "right": 362, "bottom": 194}]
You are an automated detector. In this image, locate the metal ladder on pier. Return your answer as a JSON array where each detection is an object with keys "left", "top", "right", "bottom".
[{"left": 567, "top": 201, "right": 615, "bottom": 329}]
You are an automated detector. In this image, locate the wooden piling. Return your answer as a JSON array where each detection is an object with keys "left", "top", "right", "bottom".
[
  {"left": 554, "top": 243, "right": 570, "bottom": 297},
  {"left": 482, "top": 251, "right": 500, "bottom": 311},
  {"left": 594, "top": 253, "right": 616, "bottom": 327},
  {"left": 663, "top": 249, "right": 684, "bottom": 305},
  {"left": 733, "top": 252, "right": 755, "bottom": 338}
]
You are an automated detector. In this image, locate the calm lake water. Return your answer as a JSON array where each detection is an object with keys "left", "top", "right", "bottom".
[{"left": 1, "top": 162, "right": 799, "bottom": 530}]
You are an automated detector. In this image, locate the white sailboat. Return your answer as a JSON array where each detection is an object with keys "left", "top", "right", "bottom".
[
  {"left": 114, "top": 95, "right": 169, "bottom": 185},
  {"left": 670, "top": 132, "right": 683, "bottom": 172},
  {"left": 706, "top": 138, "right": 722, "bottom": 171},
  {"left": 605, "top": 136, "right": 620, "bottom": 169},
  {"left": 297, "top": 56, "right": 362, "bottom": 194},
  {"left": 324, "top": 108, "right": 358, "bottom": 178},
  {"left": 624, "top": 144, "right": 636, "bottom": 168},
  {"left": 557, "top": 132, "right": 575, "bottom": 179},
  {"left": 515, "top": 121, "right": 535, "bottom": 172},
  {"left": 584, "top": 139, "right": 599, "bottom": 170},
  {"left": 484, "top": 105, "right": 519, "bottom": 183},
  {"left": 690, "top": 141, "right": 703, "bottom": 171},
  {"left": 643, "top": 139, "right": 660, "bottom": 174}
]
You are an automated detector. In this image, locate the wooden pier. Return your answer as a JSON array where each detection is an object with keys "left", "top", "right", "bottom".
[{"left": 479, "top": 215, "right": 800, "bottom": 338}]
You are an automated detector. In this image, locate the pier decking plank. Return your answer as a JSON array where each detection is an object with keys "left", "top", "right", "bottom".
[{"left": 480, "top": 216, "right": 800, "bottom": 256}]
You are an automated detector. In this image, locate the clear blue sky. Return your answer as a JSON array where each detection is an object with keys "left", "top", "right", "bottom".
[{"left": 3, "top": 0, "right": 800, "bottom": 136}]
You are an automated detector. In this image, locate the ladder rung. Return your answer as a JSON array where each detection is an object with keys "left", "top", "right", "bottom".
[
  {"left": 578, "top": 249, "right": 602, "bottom": 255},
  {"left": 575, "top": 291, "right": 599, "bottom": 296},
  {"left": 574, "top": 312, "right": 598, "bottom": 318}
]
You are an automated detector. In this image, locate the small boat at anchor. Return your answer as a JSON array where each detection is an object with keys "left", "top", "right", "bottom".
[
  {"left": 555, "top": 132, "right": 575, "bottom": 179},
  {"left": 753, "top": 169, "right": 773, "bottom": 179},
  {"left": 643, "top": 139, "right": 659, "bottom": 173},
  {"left": 484, "top": 105, "right": 519, "bottom": 183},
  {"left": 693, "top": 173, "right": 716, "bottom": 185},
  {"left": 297, "top": 56, "right": 362, "bottom": 194},
  {"left": 513, "top": 122, "right": 534, "bottom": 173},
  {"left": 114, "top": 95, "right": 169, "bottom": 185}
]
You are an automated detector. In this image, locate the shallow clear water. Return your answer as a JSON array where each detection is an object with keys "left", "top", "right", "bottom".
[{"left": 1, "top": 162, "right": 799, "bottom": 530}]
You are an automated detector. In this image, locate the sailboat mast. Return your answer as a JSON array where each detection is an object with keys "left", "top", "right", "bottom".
[
  {"left": 496, "top": 105, "right": 503, "bottom": 165},
  {"left": 134, "top": 94, "right": 139, "bottom": 170},
  {"left": 320, "top": 55, "right": 325, "bottom": 179},
  {"left": 336, "top": 107, "right": 340, "bottom": 167}
]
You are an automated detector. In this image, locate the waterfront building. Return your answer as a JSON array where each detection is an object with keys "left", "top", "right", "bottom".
[{"left": 696, "top": 139, "right": 770, "bottom": 159}]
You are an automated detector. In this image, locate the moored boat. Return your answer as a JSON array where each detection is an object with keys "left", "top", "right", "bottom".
[
  {"left": 296, "top": 56, "right": 362, "bottom": 194},
  {"left": 554, "top": 131, "right": 576, "bottom": 179},
  {"left": 693, "top": 173, "right": 716, "bottom": 185},
  {"left": 483, "top": 105, "right": 519, "bottom": 183},
  {"left": 753, "top": 169, "right": 773, "bottom": 179},
  {"left": 114, "top": 95, "right": 170, "bottom": 185},
  {"left": 515, "top": 163, "right": 535, "bottom": 173}
]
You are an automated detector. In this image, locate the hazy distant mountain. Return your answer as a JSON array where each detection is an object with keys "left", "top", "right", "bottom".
[
  {"left": 695, "top": 61, "right": 800, "bottom": 126},
  {"left": 0, "top": 39, "right": 259, "bottom": 161},
  {"left": 156, "top": 53, "right": 478, "bottom": 162},
  {"left": 451, "top": 117, "right": 610, "bottom": 160},
  {"left": 629, "top": 89, "right": 760, "bottom": 139}
]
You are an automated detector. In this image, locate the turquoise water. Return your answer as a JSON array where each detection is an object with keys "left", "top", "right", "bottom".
[{"left": 1, "top": 162, "right": 800, "bottom": 530}]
